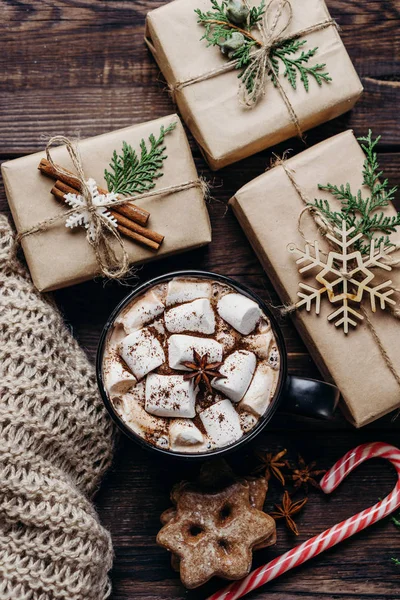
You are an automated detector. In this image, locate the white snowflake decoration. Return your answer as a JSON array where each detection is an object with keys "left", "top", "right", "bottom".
[
  {"left": 64, "top": 178, "right": 118, "bottom": 241},
  {"left": 288, "top": 221, "right": 397, "bottom": 334}
]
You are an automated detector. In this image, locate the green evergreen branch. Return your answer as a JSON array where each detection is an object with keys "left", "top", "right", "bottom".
[
  {"left": 269, "top": 40, "right": 331, "bottom": 91},
  {"left": 392, "top": 558, "right": 400, "bottom": 566},
  {"left": 310, "top": 131, "right": 400, "bottom": 254},
  {"left": 195, "top": 1, "right": 259, "bottom": 47},
  {"left": 195, "top": 0, "right": 331, "bottom": 96},
  {"left": 391, "top": 512, "right": 400, "bottom": 566},
  {"left": 249, "top": 1, "right": 265, "bottom": 27},
  {"left": 392, "top": 513, "right": 400, "bottom": 529},
  {"left": 104, "top": 123, "right": 176, "bottom": 196},
  {"left": 233, "top": 41, "right": 258, "bottom": 69}
]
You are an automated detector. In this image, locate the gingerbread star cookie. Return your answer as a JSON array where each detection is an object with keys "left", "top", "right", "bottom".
[{"left": 157, "top": 462, "right": 276, "bottom": 589}]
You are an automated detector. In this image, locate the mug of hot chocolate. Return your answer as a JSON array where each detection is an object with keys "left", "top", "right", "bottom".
[{"left": 97, "top": 271, "right": 339, "bottom": 457}]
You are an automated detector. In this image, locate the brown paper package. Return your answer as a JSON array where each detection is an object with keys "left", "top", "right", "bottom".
[
  {"left": 1, "top": 115, "right": 212, "bottom": 292},
  {"left": 230, "top": 130, "right": 400, "bottom": 427},
  {"left": 145, "top": 0, "right": 363, "bottom": 171}
]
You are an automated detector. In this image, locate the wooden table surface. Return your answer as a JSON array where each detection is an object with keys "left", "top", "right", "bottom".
[{"left": 2, "top": 1, "right": 400, "bottom": 598}]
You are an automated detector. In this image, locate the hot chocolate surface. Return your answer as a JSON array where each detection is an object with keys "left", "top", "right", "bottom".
[{"left": 102, "top": 277, "right": 280, "bottom": 453}]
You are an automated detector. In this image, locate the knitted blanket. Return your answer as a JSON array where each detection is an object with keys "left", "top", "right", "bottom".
[{"left": 0, "top": 215, "right": 115, "bottom": 600}]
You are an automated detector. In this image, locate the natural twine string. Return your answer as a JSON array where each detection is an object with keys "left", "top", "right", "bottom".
[
  {"left": 169, "top": 0, "right": 337, "bottom": 137},
  {"left": 274, "top": 153, "right": 400, "bottom": 394},
  {"left": 16, "top": 136, "right": 208, "bottom": 280},
  {"left": 360, "top": 306, "right": 400, "bottom": 389}
]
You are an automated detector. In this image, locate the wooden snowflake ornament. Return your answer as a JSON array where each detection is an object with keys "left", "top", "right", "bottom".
[
  {"left": 288, "top": 221, "right": 396, "bottom": 334},
  {"left": 64, "top": 178, "right": 118, "bottom": 241}
]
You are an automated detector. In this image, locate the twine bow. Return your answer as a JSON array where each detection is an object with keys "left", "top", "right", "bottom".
[
  {"left": 16, "top": 136, "right": 208, "bottom": 280},
  {"left": 240, "top": 0, "right": 297, "bottom": 116},
  {"left": 169, "top": 0, "right": 337, "bottom": 137},
  {"left": 46, "top": 136, "right": 130, "bottom": 279}
]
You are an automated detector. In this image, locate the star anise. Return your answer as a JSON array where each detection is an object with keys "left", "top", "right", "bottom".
[
  {"left": 182, "top": 351, "right": 226, "bottom": 393},
  {"left": 288, "top": 455, "right": 326, "bottom": 492},
  {"left": 253, "top": 449, "right": 287, "bottom": 485},
  {"left": 270, "top": 490, "right": 308, "bottom": 536}
]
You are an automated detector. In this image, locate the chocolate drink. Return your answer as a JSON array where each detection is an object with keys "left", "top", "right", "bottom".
[{"left": 102, "top": 276, "right": 281, "bottom": 454}]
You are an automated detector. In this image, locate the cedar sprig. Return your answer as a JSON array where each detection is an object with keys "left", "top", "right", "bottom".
[
  {"left": 391, "top": 511, "right": 400, "bottom": 565},
  {"left": 392, "top": 558, "right": 400, "bottom": 566},
  {"left": 195, "top": 1, "right": 241, "bottom": 47},
  {"left": 311, "top": 131, "right": 400, "bottom": 255},
  {"left": 195, "top": 0, "right": 331, "bottom": 96},
  {"left": 269, "top": 40, "right": 331, "bottom": 91},
  {"left": 104, "top": 122, "right": 176, "bottom": 196}
]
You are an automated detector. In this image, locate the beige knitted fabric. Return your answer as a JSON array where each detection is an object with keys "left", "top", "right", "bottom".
[{"left": 0, "top": 215, "right": 115, "bottom": 600}]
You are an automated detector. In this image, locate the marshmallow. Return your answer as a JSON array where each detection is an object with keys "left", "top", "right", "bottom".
[
  {"left": 165, "top": 299, "right": 216, "bottom": 334},
  {"left": 200, "top": 399, "right": 242, "bottom": 447},
  {"left": 168, "top": 335, "right": 223, "bottom": 370},
  {"left": 268, "top": 347, "right": 280, "bottom": 370},
  {"left": 169, "top": 419, "right": 204, "bottom": 448},
  {"left": 243, "top": 330, "right": 273, "bottom": 359},
  {"left": 239, "top": 411, "right": 258, "bottom": 432},
  {"left": 258, "top": 318, "right": 272, "bottom": 333},
  {"left": 151, "top": 318, "right": 166, "bottom": 336},
  {"left": 116, "top": 290, "right": 164, "bottom": 333},
  {"left": 217, "top": 293, "right": 262, "bottom": 335},
  {"left": 104, "top": 356, "right": 137, "bottom": 398},
  {"left": 240, "top": 363, "right": 276, "bottom": 416},
  {"left": 145, "top": 374, "right": 197, "bottom": 418},
  {"left": 166, "top": 278, "right": 212, "bottom": 306},
  {"left": 115, "top": 387, "right": 168, "bottom": 437},
  {"left": 119, "top": 328, "right": 165, "bottom": 380},
  {"left": 212, "top": 350, "right": 257, "bottom": 403},
  {"left": 216, "top": 330, "right": 237, "bottom": 352}
]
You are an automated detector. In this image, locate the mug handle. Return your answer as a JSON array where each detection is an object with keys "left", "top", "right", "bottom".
[{"left": 281, "top": 376, "right": 340, "bottom": 420}]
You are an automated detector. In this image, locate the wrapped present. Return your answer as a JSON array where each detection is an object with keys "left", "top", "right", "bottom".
[
  {"left": 145, "top": 0, "right": 363, "bottom": 170},
  {"left": 230, "top": 130, "right": 400, "bottom": 427},
  {"left": 1, "top": 114, "right": 211, "bottom": 292}
]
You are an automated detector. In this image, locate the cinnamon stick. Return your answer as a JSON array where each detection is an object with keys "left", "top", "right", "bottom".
[
  {"left": 53, "top": 180, "right": 164, "bottom": 245},
  {"left": 38, "top": 158, "right": 150, "bottom": 227},
  {"left": 50, "top": 186, "right": 160, "bottom": 252}
]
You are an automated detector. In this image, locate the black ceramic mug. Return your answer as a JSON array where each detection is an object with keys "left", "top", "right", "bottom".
[{"left": 97, "top": 271, "right": 340, "bottom": 459}]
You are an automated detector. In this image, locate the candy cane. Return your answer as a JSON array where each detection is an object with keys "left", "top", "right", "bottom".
[{"left": 208, "top": 442, "right": 400, "bottom": 600}]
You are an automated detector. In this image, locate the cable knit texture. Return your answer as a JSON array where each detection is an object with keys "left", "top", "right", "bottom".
[{"left": 0, "top": 215, "right": 115, "bottom": 600}]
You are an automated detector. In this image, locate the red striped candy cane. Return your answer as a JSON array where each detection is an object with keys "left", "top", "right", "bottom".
[{"left": 208, "top": 442, "right": 400, "bottom": 600}]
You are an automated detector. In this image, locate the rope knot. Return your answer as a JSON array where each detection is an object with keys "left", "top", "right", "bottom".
[{"left": 44, "top": 136, "right": 130, "bottom": 279}]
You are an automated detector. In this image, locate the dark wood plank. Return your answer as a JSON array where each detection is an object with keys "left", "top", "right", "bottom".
[
  {"left": 1, "top": 1, "right": 400, "bottom": 598},
  {"left": 0, "top": 81, "right": 399, "bottom": 154}
]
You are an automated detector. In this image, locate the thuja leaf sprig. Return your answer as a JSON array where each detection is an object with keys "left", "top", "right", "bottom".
[
  {"left": 269, "top": 39, "right": 332, "bottom": 91},
  {"left": 104, "top": 122, "right": 176, "bottom": 196},
  {"left": 311, "top": 131, "right": 400, "bottom": 255},
  {"left": 391, "top": 512, "right": 400, "bottom": 566},
  {"left": 195, "top": 0, "right": 331, "bottom": 97}
]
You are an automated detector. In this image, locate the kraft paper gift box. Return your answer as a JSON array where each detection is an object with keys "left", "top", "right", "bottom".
[
  {"left": 145, "top": 0, "right": 363, "bottom": 170},
  {"left": 1, "top": 115, "right": 212, "bottom": 292},
  {"left": 229, "top": 130, "right": 400, "bottom": 427}
]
